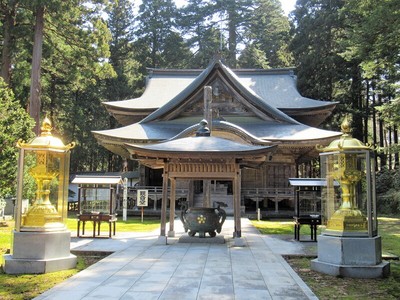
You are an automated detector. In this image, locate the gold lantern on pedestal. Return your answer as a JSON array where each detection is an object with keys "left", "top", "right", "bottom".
[
  {"left": 15, "top": 117, "right": 75, "bottom": 232},
  {"left": 311, "top": 117, "right": 389, "bottom": 278},
  {"left": 317, "top": 117, "right": 375, "bottom": 236},
  {"left": 4, "top": 117, "right": 77, "bottom": 274}
]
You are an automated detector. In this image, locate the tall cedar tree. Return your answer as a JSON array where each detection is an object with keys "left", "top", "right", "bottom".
[
  {"left": 178, "top": 0, "right": 291, "bottom": 69},
  {"left": 106, "top": 0, "right": 139, "bottom": 101},
  {"left": 239, "top": 0, "right": 292, "bottom": 68},
  {"left": 135, "top": 0, "right": 177, "bottom": 68},
  {"left": 178, "top": 0, "right": 254, "bottom": 68},
  {"left": 105, "top": 0, "right": 141, "bottom": 171},
  {"left": 1, "top": 0, "right": 115, "bottom": 171},
  {"left": 290, "top": 0, "right": 366, "bottom": 141},
  {"left": 177, "top": 0, "right": 228, "bottom": 68},
  {"left": 342, "top": 0, "right": 400, "bottom": 166}
]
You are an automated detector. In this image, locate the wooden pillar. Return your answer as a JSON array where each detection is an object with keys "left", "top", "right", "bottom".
[
  {"left": 203, "top": 180, "right": 211, "bottom": 207},
  {"left": 168, "top": 178, "right": 176, "bottom": 237},
  {"left": 233, "top": 164, "right": 242, "bottom": 238},
  {"left": 188, "top": 180, "right": 194, "bottom": 207},
  {"left": 160, "top": 164, "right": 169, "bottom": 237}
]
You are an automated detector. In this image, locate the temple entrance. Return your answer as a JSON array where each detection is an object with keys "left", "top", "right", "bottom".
[{"left": 138, "top": 164, "right": 296, "bottom": 214}]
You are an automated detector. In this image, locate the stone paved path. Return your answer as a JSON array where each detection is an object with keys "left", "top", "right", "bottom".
[{"left": 34, "top": 218, "right": 318, "bottom": 300}]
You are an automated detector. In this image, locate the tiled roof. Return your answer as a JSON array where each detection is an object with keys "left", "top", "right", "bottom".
[{"left": 103, "top": 60, "right": 335, "bottom": 113}]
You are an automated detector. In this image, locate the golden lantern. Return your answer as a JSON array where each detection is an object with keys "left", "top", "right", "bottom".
[
  {"left": 4, "top": 117, "right": 77, "bottom": 274},
  {"left": 15, "top": 117, "right": 75, "bottom": 232},
  {"left": 311, "top": 117, "right": 390, "bottom": 278},
  {"left": 317, "top": 117, "right": 376, "bottom": 236}
]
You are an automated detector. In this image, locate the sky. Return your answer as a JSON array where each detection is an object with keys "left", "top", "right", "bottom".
[{"left": 280, "top": 0, "right": 296, "bottom": 15}]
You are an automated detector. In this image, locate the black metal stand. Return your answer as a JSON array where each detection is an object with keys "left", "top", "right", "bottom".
[{"left": 293, "top": 215, "right": 321, "bottom": 241}]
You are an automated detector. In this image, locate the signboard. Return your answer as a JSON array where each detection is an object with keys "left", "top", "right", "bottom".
[
  {"left": 137, "top": 189, "right": 148, "bottom": 223},
  {"left": 137, "top": 190, "right": 148, "bottom": 207}
]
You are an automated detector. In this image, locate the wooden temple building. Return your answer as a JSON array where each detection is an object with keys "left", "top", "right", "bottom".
[{"left": 93, "top": 59, "right": 340, "bottom": 241}]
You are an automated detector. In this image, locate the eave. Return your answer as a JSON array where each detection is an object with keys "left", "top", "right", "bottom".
[
  {"left": 124, "top": 136, "right": 278, "bottom": 170},
  {"left": 280, "top": 102, "right": 337, "bottom": 127}
]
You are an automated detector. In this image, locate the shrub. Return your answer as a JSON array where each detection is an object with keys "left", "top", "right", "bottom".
[{"left": 376, "top": 168, "right": 400, "bottom": 214}]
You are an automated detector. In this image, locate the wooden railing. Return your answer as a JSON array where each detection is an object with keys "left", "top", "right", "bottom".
[
  {"left": 241, "top": 188, "right": 294, "bottom": 200},
  {"left": 127, "top": 186, "right": 189, "bottom": 199},
  {"left": 69, "top": 186, "right": 296, "bottom": 212},
  {"left": 127, "top": 186, "right": 294, "bottom": 201}
]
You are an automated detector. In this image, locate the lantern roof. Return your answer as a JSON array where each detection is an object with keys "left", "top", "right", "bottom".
[
  {"left": 17, "top": 117, "right": 75, "bottom": 152},
  {"left": 317, "top": 117, "right": 372, "bottom": 152}
]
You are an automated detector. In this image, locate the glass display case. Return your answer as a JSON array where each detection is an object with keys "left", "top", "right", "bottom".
[
  {"left": 72, "top": 175, "right": 122, "bottom": 238},
  {"left": 4, "top": 117, "right": 77, "bottom": 274},
  {"left": 311, "top": 118, "right": 388, "bottom": 278},
  {"left": 318, "top": 128, "right": 377, "bottom": 237},
  {"left": 15, "top": 117, "right": 75, "bottom": 232},
  {"left": 79, "top": 186, "right": 113, "bottom": 214}
]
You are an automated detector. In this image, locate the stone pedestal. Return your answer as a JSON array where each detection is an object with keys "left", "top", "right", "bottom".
[
  {"left": 3, "top": 230, "right": 76, "bottom": 274},
  {"left": 233, "top": 237, "right": 246, "bottom": 247},
  {"left": 311, "top": 235, "right": 390, "bottom": 278},
  {"left": 179, "top": 235, "right": 225, "bottom": 244}
]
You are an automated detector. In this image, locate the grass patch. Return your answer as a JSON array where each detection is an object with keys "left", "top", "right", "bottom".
[
  {"left": 286, "top": 257, "right": 400, "bottom": 300},
  {"left": 251, "top": 220, "right": 294, "bottom": 235},
  {"left": 0, "top": 253, "right": 108, "bottom": 300},
  {"left": 252, "top": 216, "right": 400, "bottom": 299},
  {"left": 251, "top": 219, "right": 322, "bottom": 236},
  {"left": 0, "top": 216, "right": 161, "bottom": 299},
  {"left": 66, "top": 214, "right": 161, "bottom": 233}
]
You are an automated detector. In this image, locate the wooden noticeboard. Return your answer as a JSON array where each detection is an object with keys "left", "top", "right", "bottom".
[{"left": 137, "top": 189, "right": 148, "bottom": 222}]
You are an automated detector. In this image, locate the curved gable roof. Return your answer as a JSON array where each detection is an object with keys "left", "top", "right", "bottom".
[
  {"left": 234, "top": 69, "right": 336, "bottom": 110},
  {"left": 103, "top": 64, "right": 336, "bottom": 113},
  {"left": 140, "top": 59, "right": 298, "bottom": 125},
  {"left": 103, "top": 73, "right": 196, "bottom": 111}
]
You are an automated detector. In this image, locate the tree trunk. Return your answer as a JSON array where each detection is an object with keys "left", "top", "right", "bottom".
[
  {"left": 227, "top": 9, "right": 237, "bottom": 68},
  {"left": 1, "top": 1, "right": 16, "bottom": 85},
  {"left": 371, "top": 86, "right": 378, "bottom": 170},
  {"left": 372, "top": 86, "right": 377, "bottom": 146},
  {"left": 378, "top": 95, "right": 387, "bottom": 167},
  {"left": 350, "top": 65, "right": 363, "bottom": 141},
  {"left": 29, "top": 5, "right": 45, "bottom": 135},
  {"left": 388, "top": 126, "right": 392, "bottom": 169},
  {"left": 394, "top": 127, "right": 399, "bottom": 168},
  {"left": 49, "top": 75, "right": 56, "bottom": 121},
  {"left": 364, "top": 81, "right": 370, "bottom": 143}
]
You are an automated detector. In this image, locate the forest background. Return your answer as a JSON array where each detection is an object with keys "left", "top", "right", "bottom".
[{"left": 0, "top": 0, "right": 399, "bottom": 213}]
